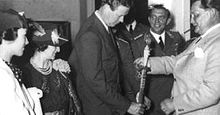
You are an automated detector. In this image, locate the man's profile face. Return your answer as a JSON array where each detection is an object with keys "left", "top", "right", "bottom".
[
  {"left": 107, "top": 5, "right": 129, "bottom": 27},
  {"left": 148, "top": 8, "right": 170, "bottom": 34},
  {"left": 190, "top": 0, "right": 212, "bottom": 35}
]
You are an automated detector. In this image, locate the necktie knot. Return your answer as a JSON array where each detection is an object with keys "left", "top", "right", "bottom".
[
  {"left": 159, "top": 36, "right": 164, "bottom": 49},
  {"left": 129, "top": 25, "right": 133, "bottom": 33}
]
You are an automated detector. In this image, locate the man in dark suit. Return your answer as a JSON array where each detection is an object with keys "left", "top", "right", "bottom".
[
  {"left": 132, "top": 5, "right": 185, "bottom": 115},
  {"left": 68, "top": 0, "right": 145, "bottom": 115}
]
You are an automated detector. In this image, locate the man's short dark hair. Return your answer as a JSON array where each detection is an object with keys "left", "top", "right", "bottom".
[
  {"left": 123, "top": 6, "right": 136, "bottom": 25},
  {"left": 101, "top": 0, "right": 133, "bottom": 10},
  {"left": 148, "top": 4, "right": 170, "bottom": 18},
  {"left": 200, "top": 0, "right": 220, "bottom": 12}
]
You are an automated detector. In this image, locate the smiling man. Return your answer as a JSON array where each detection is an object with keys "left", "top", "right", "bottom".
[
  {"left": 135, "top": 0, "right": 220, "bottom": 114},
  {"left": 132, "top": 4, "right": 185, "bottom": 115}
]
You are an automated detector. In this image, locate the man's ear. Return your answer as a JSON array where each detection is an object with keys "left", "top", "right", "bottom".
[
  {"left": 166, "top": 17, "right": 171, "bottom": 25},
  {"left": 111, "top": 0, "right": 120, "bottom": 11},
  {"left": 148, "top": 17, "right": 151, "bottom": 23},
  {"left": 207, "top": 8, "right": 218, "bottom": 19}
]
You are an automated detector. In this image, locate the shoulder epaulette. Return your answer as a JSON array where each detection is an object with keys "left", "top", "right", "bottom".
[
  {"left": 166, "top": 31, "right": 175, "bottom": 39},
  {"left": 134, "top": 34, "right": 144, "bottom": 40},
  {"left": 117, "top": 38, "right": 129, "bottom": 44}
]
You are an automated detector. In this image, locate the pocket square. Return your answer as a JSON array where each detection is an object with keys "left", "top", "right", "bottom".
[{"left": 194, "top": 47, "right": 204, "bottom": 58}]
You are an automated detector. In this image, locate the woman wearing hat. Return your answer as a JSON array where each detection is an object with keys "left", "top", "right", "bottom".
[
  {"left": 0, "top": 9, "right": 43, "bottom": 115},
  {"left": 23, "top": 28, "right": 81, "bottom": 115}
]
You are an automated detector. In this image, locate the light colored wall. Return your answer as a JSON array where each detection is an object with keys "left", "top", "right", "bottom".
[
  {"left": 87, "top": 0, "right": 95, "bottom": 17},
  {"left": 0, "top": 0, "right": 81, "bottom": 41},
  {"left": 80, "top": 0, "right": 87, "bottom": 25},
  {"left": 183, "top": 0, "right": 191, "bottom": 41},
  {"left": 79, "top": 0, "right": 95, "bottom": 25},
  {"left": 149, "top": 0, "right": 191, "bottom": 40}
]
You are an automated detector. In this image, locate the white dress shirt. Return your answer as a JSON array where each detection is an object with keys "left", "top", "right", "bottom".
[{"left": 150, "top": 30, "right": 165, "bottom": 45}]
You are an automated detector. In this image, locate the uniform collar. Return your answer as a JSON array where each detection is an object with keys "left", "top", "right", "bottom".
[
  {"left": 126, "top": 20, "right": 137, "bottom": 31},
  {"left": 150, "top": 29, "right": 165, "bottom": 44}
]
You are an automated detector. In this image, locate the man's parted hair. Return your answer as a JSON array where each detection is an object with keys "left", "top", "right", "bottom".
[
  {"left": 101, "top": 0, "right": 133, "bottom": 10},
  {"left": 200, "top": 0, "right": 220, "bottom": 12}
]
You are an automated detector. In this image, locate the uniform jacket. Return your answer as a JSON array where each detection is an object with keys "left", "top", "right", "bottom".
[
  {"left": 133, "top": 29, "right": 185, "bottom": 59},
  {"left": 116, "top": 22, "right": 148, "bottom": 59},
  {"left": 116, "top": 38, "right": 136, "bottom": 102},
  {"left": 115, "top": 22, "right": 148, "bottom": 101},
  {"left": 0, "top": 58, "right": 42, "bottom": 115},
  {"left": 115, "top": 22, "right": 148, "bottom": 43},
  {"left": 133, "top": 29, "right": 185, "bottom": 115},
  {"left": 68, "top": 13, "right": 130, "bottom": 115},
  {"left": 149, "top": 24, "right": 220, "bottom": 115}
]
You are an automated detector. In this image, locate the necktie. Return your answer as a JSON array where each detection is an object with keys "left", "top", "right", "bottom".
[
  {"left": 129, "top": 25, "right": 133, "bottom": 33},
  {"left": 108, "top": 27, "right": 117, "bottom": 47},
  {"left": 159, "top": 36, "right": 164, "bottom": 49}
]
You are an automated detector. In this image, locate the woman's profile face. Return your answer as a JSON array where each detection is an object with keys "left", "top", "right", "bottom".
[{"left": 11, "top": 28, "right": 29, "bottom": 57}]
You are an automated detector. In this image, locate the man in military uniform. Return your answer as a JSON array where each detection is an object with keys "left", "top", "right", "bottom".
[
  {"left": 132, "top": 5, "right": 185, "bottom": 115},
  {"left": 114, "top": 6, "right": 149, "bottom": 102},
  {"left": 116, "top": 33, "right": 151, "bottom": 115}
]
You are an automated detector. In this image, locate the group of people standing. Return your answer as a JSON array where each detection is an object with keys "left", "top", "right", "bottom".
[
  {"left": 0, "top": 9, "right": 81, "bottom": 115},
  {"left": 69, "top": 0, "right": 220, "bottom": 115},
  {"left": 115, "top": 3, "right": 185, "bottom": 115},
  {"left": 1, "top": 0, "right": 220, "bottom": 115}
]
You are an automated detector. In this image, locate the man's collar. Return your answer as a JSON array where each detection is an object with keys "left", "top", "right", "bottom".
[
  {"left": 150, "top": 29, "right": 165, "bottom": 43},
  {"left": 95, "top": 10, "right": 109, "bottom": 32},
  {"left": 200, "top": 23, "right": 220, "bottom": 38},
  {"left": 126, "top": 20, "right": 137, "bottom": 31}
]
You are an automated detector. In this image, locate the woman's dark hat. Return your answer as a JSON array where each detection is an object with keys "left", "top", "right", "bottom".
[
  {"left": 32, "top": 29, "right": 68, "bottom": 47},
  {"left": 0, "top": 9, "right": 27, "bottom": 33}
]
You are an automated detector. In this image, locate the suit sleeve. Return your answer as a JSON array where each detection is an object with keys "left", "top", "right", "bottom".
[
  {"left": 173, "top": 41, "right": 220, "bottom": 114},
  {"left": 76, "top": 32, "right": 130, "bottom": 113},
  {"left": 0, "top": 69, "right": 29, "bottom": 115},
  {"left": 149, "top": 55, "right": 176, "bottom": 75}
]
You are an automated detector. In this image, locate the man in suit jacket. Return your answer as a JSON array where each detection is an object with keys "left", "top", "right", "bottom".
[
  {"left": 132, "top": 5, "right": 185, "bottom": 115},
  {"left": 136, "top": 0, "right": 220, "bottom": 114},
  {"left": 68, "top": 0, "right": 145, "bottom": 115}
]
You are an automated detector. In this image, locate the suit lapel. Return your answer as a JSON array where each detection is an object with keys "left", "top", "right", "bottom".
[
  {"left": 108, "top": 27, "right": 118, "bottom": 48},
  {"left": 163, "top": 32, "right": 174, "bottom": 51},
  {"left": 144, "top": 30, "right": 165, "bottom": 56},
  {"left": 93, "top": 14, "right": 118, "bottom": 52},
  {"left": 120, "top": 25, "right": 133, "bottom": 41},
  {"left": 178, "top": 25, "right": 220, "bottom": 60}
]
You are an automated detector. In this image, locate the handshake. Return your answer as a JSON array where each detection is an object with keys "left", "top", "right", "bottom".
[{"left": 127, "top": 93, "right": 151, "bottom": 115}]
